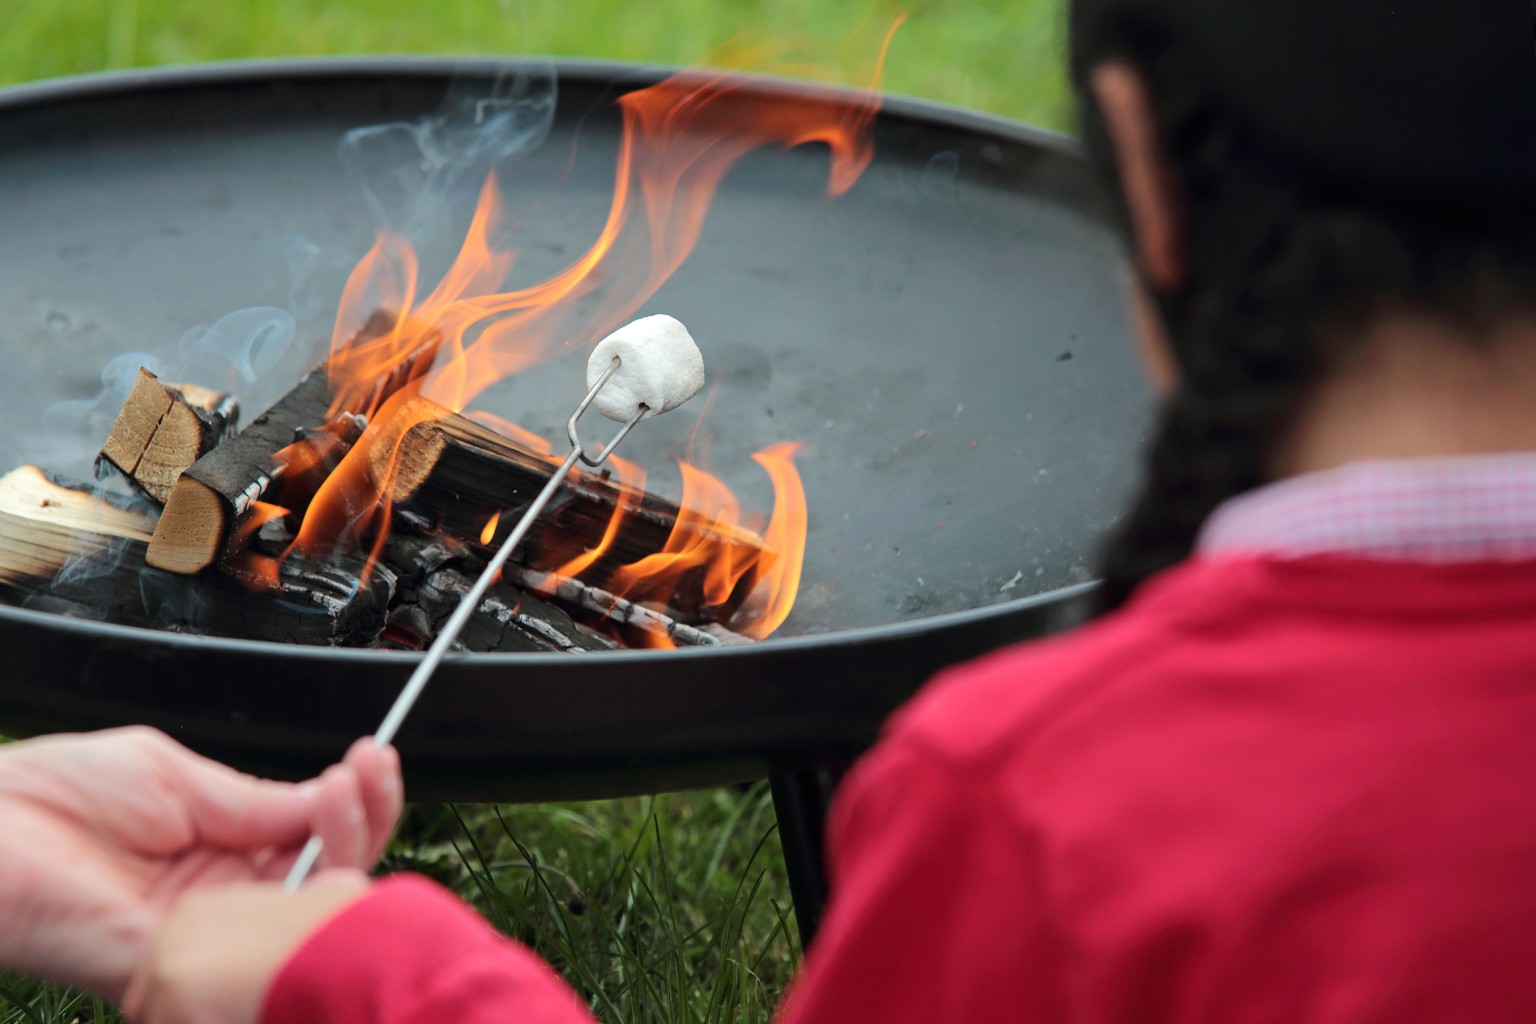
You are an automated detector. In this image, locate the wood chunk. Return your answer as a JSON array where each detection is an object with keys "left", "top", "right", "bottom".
[
  {"left": 97, "top": 368, "right": 237, "bottom": 503},
  {"left": 0, "top": 466, "right": 391, "bottom": 644},
  {"left": 147, "top": 368, "right": 332, "bottom": 574},
  {"left": 0, "top": 465, "right": 155, "bottom": 587},
  {"left": 368, "top": 397, "right": 771, "bottom": 620},
  {"left": 145, "top": 310, "right": 438, "bottom": 576}
]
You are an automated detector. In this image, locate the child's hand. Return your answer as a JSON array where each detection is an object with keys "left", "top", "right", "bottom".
[
  {"left": 123, "top": 869, "right": 372, "bottom": 1024},
  {"left": 0, "top": 728, "right": 400, "bottom": 1001}
]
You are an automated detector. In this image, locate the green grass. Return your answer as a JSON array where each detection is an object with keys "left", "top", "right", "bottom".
[
  {"left": 0, "top": 3, "right": 1066, "bottom": 1021},
  {"left": 0, "top": 0, "right": 1071, "bottom": 130},
  {"left": 3, "top": 784, "right": 798, "bottom": 1024}
]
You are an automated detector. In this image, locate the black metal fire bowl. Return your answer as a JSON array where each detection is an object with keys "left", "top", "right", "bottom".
[{"left": 0, "top": 59, "right": 1147, "bottom": 801}]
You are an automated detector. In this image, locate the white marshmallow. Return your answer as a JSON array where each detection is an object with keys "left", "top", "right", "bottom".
[{"left": 586, "top": 314, "right": 705, "bottom": 422}]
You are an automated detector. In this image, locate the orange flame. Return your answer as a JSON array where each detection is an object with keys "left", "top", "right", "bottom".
[
  {"left": 290, "top": 28, "right": 899, "bottom": 637},
  {"left": 224, "top": 498, "right": 293, "bottom": 593},
  {"left": 608, "top": 460, "right": 746, "bottom": 608},
  {"left": 464, "top": 411, "right": 555, "bottom": 457},
  {"left": 598, "top": 443, "right": 807, "bottom": 639},
  {"left": 549, "top": 453, "right": 647, "bottom": 580},
  {"left": 231, "top": 500, "right": 292, "bottom": 550},
  {"left": 480, "top": 511, "right": 500, "bottom": 546},
  {"left": 739, "top": 442, "right": 808, "bottom": 638}
]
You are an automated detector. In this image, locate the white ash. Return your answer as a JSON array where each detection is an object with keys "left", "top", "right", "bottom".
[{"left": 585, "top": 314, "right": 705, "bottom": 422}]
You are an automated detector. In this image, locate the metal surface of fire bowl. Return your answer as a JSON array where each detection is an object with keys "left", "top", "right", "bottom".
[{"left": 0, "top": 59, "right": 1149, "bottom": 800}]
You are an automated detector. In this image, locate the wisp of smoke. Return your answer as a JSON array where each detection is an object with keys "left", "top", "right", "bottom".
[
  {"left": 340, "top": 63, "right": 557, "bottom": 245},
  {"left": 33, "top": 65, "right": 560, "bottom": 627}
]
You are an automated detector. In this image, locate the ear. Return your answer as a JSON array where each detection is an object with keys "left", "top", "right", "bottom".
[
  {"left": 1089, "top": 61, "right": 1187, "bottom": 292},
  {"left": 1129, "top": 276, "right": 1180, "bottom": 395}
]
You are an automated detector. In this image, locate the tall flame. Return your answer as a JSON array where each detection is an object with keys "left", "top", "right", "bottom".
[
  {"left": 601, "top": 443, "right": 808, "bottom": 643},
  {"left": 292, "top": 27, "right": 898, "bottom": 637}
]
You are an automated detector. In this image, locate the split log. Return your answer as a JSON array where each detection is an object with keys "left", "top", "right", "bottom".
[
  {"left": 146, "top": 367, "right": 333, "bottom": 574},
  {"left": 0, "top": 465, "right": 155, "bottom": 587},
  {"left": 511, "top": 568, "right": 753, "bottom": 648},
  {"left": 0, "top": 466, "right": 392, "bottom": 644},
  {"left": 146, "top": 310, "right": 437, "bottom": 575},
  {"left": 96, "top": 369, "right": 237, "bottom": 503},
  {"left": 369, "top": 397, "right": 772, "bottom": 620}
]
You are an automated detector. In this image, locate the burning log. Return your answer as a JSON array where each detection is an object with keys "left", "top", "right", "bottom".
[
  {"left": 146, "top": 311, "right": 436, "bottom": 575},
  {"left": 96, "top": 369, "right": 237, "bottom": 503},
  {"left": 372, "top": 534, "right": 612, "bottom": 653},
  {"left": 370, "top": 537, "right": 736, "bottom": 651},
  {"left": 0, "top": 466, "right": 391, "bottom": 644},
  {"left": 370, "top": 397, "right": 772, "bottom": 620},
  {"left": 408, "top": 568, "right": 614, "bottom": 654},
  {"left": 511, "top": 567, "right": 751, "bottom": 648}
]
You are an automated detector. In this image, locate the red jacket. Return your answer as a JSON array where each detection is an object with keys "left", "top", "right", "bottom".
[{"left": 265, "top": 555, "right": 1536, "bottom": 1023}]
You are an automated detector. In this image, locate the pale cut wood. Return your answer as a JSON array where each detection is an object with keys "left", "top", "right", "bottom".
[
  {"left": 146, "top": 367, "right": 328, "bottom": 574},
  {"left": 146, "top": 310, "right": 439, "bottom": 576},
  {"left": 0, "top": 466, "right": 392, "bottom": 644},
  {"left": 97, "top": 368, "right": 237, "bottom": 504},
  {"left": 0, "top": 465, "right": 155, "bottom": 587}
]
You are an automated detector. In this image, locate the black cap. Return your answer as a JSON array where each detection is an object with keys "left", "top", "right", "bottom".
[{"left": 1070, "top": 0, "right": 1536, "bottom": 202}]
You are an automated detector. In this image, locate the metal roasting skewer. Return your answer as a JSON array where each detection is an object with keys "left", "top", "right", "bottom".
[{"left": 284, "top": 356, "right": 644, "bottom": 891}]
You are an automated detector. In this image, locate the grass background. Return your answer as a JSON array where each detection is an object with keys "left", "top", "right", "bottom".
[
  {"left": 0, "top": 0, "right": 1073, "bottom": 129},
  {"left": 0, "top": 2, "right": 1068, "bottom": 1021}
]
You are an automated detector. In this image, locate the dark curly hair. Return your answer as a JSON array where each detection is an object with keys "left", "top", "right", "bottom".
[{"left": 1077, "top": 18, "right": 1536, "bottom": 612}]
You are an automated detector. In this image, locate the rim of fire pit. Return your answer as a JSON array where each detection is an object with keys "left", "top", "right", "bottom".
[
  {"left": 0, "top": 58, "right": 1136, "bottom": 799},
  {"left": 0, "top": 54, "right": 1083, "bottom": 157}
]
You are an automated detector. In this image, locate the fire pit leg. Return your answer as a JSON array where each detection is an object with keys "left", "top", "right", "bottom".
[{"left": 768, "top": 759, "right": 847, "bottom": 950}]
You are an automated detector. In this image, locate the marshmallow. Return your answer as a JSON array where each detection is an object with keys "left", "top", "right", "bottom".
[{"left": 586, "top": 314, "right": 706, "bottom": 422}]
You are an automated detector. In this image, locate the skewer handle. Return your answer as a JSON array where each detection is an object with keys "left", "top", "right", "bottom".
[
  {"left": 283, "top": 360, "right": 640, "bottom": 892},
  {"left": 285, "top": 835, "right": 325, "bottom": 890}
]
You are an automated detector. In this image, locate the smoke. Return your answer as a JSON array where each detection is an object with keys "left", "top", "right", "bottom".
[
  {"left": 30, "top": 305, "right": 309, "bottom": 608},
  {"left": 21, "top": 66, "right": 564, "bottom": 628},
  {"left": 172, "top": 306, "right": 312, "bottom": 415},
  {"left": 340, "top": 64, "right": 557, "bottom": 250}
]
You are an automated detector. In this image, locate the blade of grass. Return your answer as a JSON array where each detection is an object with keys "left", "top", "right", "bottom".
[
  {"left": 0, "top": 983, "right": 46, "bottom": 1024},
  {"left": 494, "top": 808, "right": 628, "bottom": 1022}
]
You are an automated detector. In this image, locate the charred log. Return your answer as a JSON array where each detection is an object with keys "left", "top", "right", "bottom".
[
  {"left": 373, "top": 535, "right": 613, "bottom": 653},
  {"left": 511, "top": 567, "right": 752, "bottom": 648},
  {"left": 369, "top": 397, "right": 771, "bottom": 620},
  {"left": 408, "top": 568, "right": 614, "bottom": 654}
]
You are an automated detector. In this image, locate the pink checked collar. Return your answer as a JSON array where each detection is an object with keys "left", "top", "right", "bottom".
[{"left": 1196, "top": 451, "right": 1536, "bottom": 561}]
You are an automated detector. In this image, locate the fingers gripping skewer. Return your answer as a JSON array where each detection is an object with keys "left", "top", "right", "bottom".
[{"left": 285, "top": 316, "right": 704, "bottom": 891}]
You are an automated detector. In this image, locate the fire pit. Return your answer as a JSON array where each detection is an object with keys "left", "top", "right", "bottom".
[{"left": 0, "top": 58, "right": 1148, "bottom": 801}]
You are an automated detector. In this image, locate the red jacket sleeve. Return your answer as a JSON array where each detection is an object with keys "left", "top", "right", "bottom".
[
  {"left": 266, "top": 739, "right": 1055, "bottom": 1024},
  {"left": 776, "top": 736, "right": 1062, "bottom": 1024},
  {"left": 262, "top": 874, "right": 596, "bottom": 1024}
]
